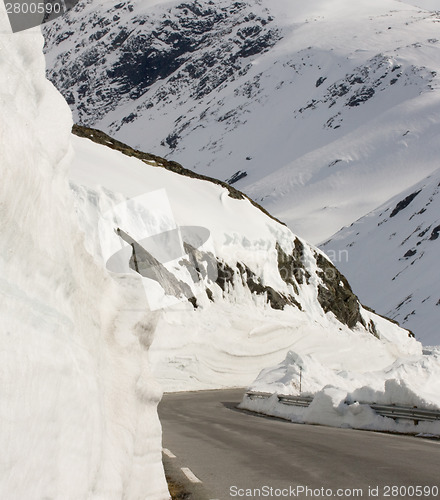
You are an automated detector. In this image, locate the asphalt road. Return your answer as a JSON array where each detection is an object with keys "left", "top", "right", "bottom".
[{"left": 158, "top": 389, "right": 440, "bottom": 500}]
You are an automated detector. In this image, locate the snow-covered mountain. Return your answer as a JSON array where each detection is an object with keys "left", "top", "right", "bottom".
[
  {"left": 67, "top": 127, "right": 440, "bottom": 436},
  {"left": 2, "top": 6, "right": 439, "bottom": 496},
  {"left": 68, "top": 124, "right": 421, "bottom": 393},
  {"left": 43, "top": 0, "right": 440, "bottom": 243},
  {"left": 66, "top": 127, "right": 440, "bottom": 436},
  {"left": 0, "top": 7, "right": 168, "bottom": 500},
  {"left": 321, "top": 168, "right": 440, "bottom": 346}
]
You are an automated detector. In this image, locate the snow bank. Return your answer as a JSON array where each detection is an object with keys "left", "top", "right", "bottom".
[
  {"left": 0, "top": 6, "right": 167, "bottom": 500},
  {"left": 241, "top": 348, "right": 440, "bottom": 435}
]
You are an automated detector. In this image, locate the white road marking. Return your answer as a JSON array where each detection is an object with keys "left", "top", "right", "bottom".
[
  {"left": 181, "top": 467, "right": 202, "bottom": 484},
  {"left": 162, "top": 448, "right": 176, "bottom": 458}
]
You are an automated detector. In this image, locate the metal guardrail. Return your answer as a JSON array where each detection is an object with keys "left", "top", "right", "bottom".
[
  {"left": 370, "top": 404, "right": 440, "bottom": 422},
  {"left": 246, "top": 391, "right": 313, "bottom": 408},
  {"left": 278, "top": 395, "right": 314, "bottom": 407},
  {"left": 245, "top": 391, "right": 440, "bottom": 423}
]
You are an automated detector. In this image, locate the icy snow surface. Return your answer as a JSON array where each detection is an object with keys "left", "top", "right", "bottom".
[
  {"left": 399, "top": 0, "right": 440, "bottom": 10},
  {"left": 0, "top": 5, "right": 168, "bottom": 499}
]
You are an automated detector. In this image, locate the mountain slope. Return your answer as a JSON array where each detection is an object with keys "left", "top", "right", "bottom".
[
  {"left": 43, "top": 0, "right": 440, "bottom": 243},
  {"left": 321, "top": 168, "right": 440, "bottom": 346},
  {"left": 68, "top": 124, "right": 420, "bottom": 392}
]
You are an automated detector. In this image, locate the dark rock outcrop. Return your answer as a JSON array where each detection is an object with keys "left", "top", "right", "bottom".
[
  {"left": 390, "top": 190, "right": 421, "bottom": 218},
  {"left": 315, "top": 252, "right": 364, "bottom": 329}
]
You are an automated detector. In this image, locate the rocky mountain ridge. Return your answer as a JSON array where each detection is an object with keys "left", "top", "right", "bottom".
[
  {"left": 44, "top": 0, "right": 440, "bottom": 244},
  {"left": 72, "top": 123, "right": 378, "bottom": 334}
]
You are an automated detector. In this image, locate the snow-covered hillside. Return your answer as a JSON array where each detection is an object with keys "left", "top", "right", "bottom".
[
  {"left": 321, "top": 169, "right": 440, "bottom": 346},
  {"left": 68, "top": 125, "right": 423, "bottom": 394},
  {"left": 67, "top": 128, "right": 440, "bottom": 436},
  {"left": 0, "top": 7, "right": 167, "bottom": 500},
  {"left": 43, "top": 0, "right": 440, "bottom": 243}
]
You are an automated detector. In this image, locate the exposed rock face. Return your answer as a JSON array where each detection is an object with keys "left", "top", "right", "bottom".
[
  {"left": 276, "top": 240, "right": 311, "bottom": 291},
  {"left": 297, "top": 54, "right": 435, "bottom": 128},
  {"left": 390, "top": 190, "right": 421, "bottom": 218},
  {"left": 45, "top": 0, "right": 280, "bottom": 126},
  {"left": 278, "top": 240, "right": 369, "bottom": 329},
  {"left": 236, "top": 262, "right": 302, "bottom": 311},
  {"left": 315, "top": 252, "right": 364, "bottom": 329},
  {"left": 215, "top": 258, "right": 301, "bottom": 311}
]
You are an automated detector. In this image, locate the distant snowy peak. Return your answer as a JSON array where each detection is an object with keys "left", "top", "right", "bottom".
[
  {"left": 45, "top": 0, "right": 280, "bottom": 125},
  {"left": 321, "top": 169, "right": 440, "bottom": 345},
  {"left": 44, "top": 0, "right": 437, "bottom": 142},
  {"left": 44, "top": 0, "right": 440, "bottom": 243}
]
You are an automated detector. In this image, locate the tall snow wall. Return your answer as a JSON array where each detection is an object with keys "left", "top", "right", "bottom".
[{"left": 0, "top": 6, "right": 168, "bottom": 499}]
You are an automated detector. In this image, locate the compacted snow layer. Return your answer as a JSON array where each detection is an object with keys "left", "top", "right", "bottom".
[{"left": 0, "top": 7, "right": 168, "bottom": 500}]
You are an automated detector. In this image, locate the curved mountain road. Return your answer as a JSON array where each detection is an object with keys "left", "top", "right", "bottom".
[{"left": 158, "top": 389, "right": 440, "bottom": 500}]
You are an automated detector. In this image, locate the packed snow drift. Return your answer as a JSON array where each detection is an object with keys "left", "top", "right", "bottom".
[
  {"left": 0, "top": 6, "right": 168, "bottom": 500},
  {"left": 240, "top": 347, "right": 440, "bottom": 435}
]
